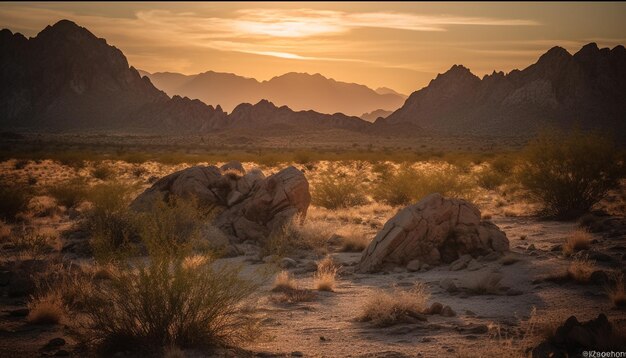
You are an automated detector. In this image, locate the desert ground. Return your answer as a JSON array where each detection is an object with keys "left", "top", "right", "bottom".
[{"left": 0, "top": 134, "right": 625, "bottom": 358}]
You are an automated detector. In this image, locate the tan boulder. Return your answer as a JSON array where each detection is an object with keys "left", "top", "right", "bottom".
[
  {"left": 131, "top": 163, "right": 310, "bottom": 243},
  {"left": 356, "top": 193, "right": 508, "bottom": 273}
]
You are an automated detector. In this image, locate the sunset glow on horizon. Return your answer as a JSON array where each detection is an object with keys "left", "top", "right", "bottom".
[{"left": 2, "top": 2, "right": 626, "bottom": 93}]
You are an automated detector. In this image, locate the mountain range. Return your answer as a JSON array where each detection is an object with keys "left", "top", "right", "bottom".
[
  {"left": 381, "top": 44, "right": 626, "bottom": 136},
  {"left": 0, "top": 20, "right": 366, "bottom": 134},
  {"left": 141, "top": 70, "right": 406, "bottom": 117},
  {"left": 1, "top": 19, "right": 625, "bottom": 138}
]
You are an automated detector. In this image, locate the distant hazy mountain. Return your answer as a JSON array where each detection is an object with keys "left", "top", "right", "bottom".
[
  {"left": 360, "top": 109, "right": 393, "bottom": 122},
  {"left": 0, "top": 20, "right": 370, "bottom": 134},
  {"left": 375, "top": 87, "right": 407, "bottom": 98},
  {"left": 381, "top": 43, "right": 626, "bottom": 136},
  {"left": 143, "top": 70, "right": 406, "bottom": 116}
]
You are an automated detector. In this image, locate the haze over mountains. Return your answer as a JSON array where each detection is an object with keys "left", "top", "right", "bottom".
[
  {"left": 0, "top": 19, "right": 624, "bottom": 138},
  {"left": 141, "top": 70, "right": 407, "bottom": 117}
]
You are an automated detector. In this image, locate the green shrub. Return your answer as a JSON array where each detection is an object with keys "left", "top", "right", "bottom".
[
  {"left": 0, "top": 181, "right": 31, "bottom": 222},
  {"left": 73, "top": 254, "right": 258, "bottom": 353},
  {"left": 47, "top": 177, "right": 89, "bottom": 208},
  {"left": 518, "top": 130, "right": 624, "bottom": 219},
  {"left": 373, "top": 164, "right": 475, "bottom": 206},
  {"left": 311, "top": 171, "right": 368, "bottom": 209}
]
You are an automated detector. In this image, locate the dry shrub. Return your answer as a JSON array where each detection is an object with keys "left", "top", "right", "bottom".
[
  {"left": 47, "top": 177, "right": 89, "bottom": 208},
  {"left": 563, "top": 229, "right": 593, "bottom": 256},
  {"left": 373, "top": 163, "right": 475, "bottom": 206},
  {"left": 0, "top": 180, "right": 31, "bottom": 222},
  {"left": 314, "top": 256, "right": 339, "bottom": 292},
  {"left": 518, "top": 129, "right": 624, "bottom": 219},
  {"left": 339, "top": 227, "right": 370, "bottom": 252},
  {"left": 84, "top": 182, "right": 137, "bottom": 262},
  {"left": 27, "top": 291, "right": 66, "bottom": 325},
  {"left": 272, "top": 271, "right": 297, "bottom": 292},
  {"left": 271, "top": 271, "right": 315, "bottom": 303},
  {"left": 468, "top": 272, "right": 503, "bottom": 295},
  {"left": 359, "top": 283, "right": 429, "bottom": 327},
  {"left": 91, "top": 162, "right": 115, "bottom": 180},
  {"left": 567, "top": 256, "right": 595, "bottom": 283},
  {"left": 3, "top": 224, "right": 52, "bottom": 260},
  {"left": 311, "top": 170, "right": 368, "bottom": 209},
  {"left": 608, "top": 274, "right": 626, "bottom": 308},
  {"left": 73, "top": 255, "right": 258, "bottom": 352},
  {"left": 263, "top": 216, "right": 337, "bottom": 256}
]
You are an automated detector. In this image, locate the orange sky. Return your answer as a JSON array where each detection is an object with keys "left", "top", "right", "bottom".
[{"left": 2, "top": 2, "right": 626, "bottom": 94}]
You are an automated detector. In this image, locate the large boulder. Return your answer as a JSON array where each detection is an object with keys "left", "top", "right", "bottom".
[
  {"left": 131, "top": 163, "right": 310, "bottom": 243},
  {"left": 356, "top": 193, "right": 508, "bottom": 273}
]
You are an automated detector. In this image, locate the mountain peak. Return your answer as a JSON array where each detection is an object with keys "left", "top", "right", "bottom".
[
  {"left": 538, "top": 46, "right": 572, "bottom": 64},
  {"left": 433, "top": 64, "right": 479, "bottom": 83},
  {"left": 39, "top": 19, "right": 92, "bottom": 38}
]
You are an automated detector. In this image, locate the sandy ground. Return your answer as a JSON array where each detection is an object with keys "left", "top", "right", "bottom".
[{"left": 0, "top": 159, "right": 625, "bottom": 357}]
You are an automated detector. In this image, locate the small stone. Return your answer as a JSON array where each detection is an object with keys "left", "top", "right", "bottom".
[
  {"left": 280, "top": 258, "right": 297, "bottom": 269},
  {"left": 506, "top": 289, "right": 523, "bottom": 296},
  {"left": 427, "top": 302, "right": 443, "bottom": 315},
  {"left": 421, "top": 263, "right": 431, "bottom": 271},
  {"left": 439, "top": 278, "right": 458, "bottom": 293},
  {"left": 291, "top": 351, "right": 304, "bottom": 357},
  {"left": 466, "top": 259, "right": 482, "bottom": 271},
  {"left": 450, "top": 254, "right": 472, "bottom": 271},
  {"left": 550, "top": 244, "right": 563, "bottom": 252},
  {"left": 46, "top": 338, "right": 66, "bottom": 347},
  {"left": 262, "top": 255, "right": 278, "bottom": 263},
  {"left": 319, "top": 336, "right": 328, "bottom": 341},
  {"left": 441, "top": 306, "right": 456, "bottom": 317},
  {"left": 406, "top": 259, "right": 421, "bottom": 272}
]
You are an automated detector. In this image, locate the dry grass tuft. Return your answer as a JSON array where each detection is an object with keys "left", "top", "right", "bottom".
[
  {"left": 563, "top": 229, "right": 593, "bottom": 256},
  {"left": 468, "top": 272, "right": 503, "bottom": 295},
  {"left": 313, "top": 256, "right": 339, "bottom": 292},
  {"left": 608, "top": 274, "right": 626, "bottom": 308},
  {"left": 339, "top": 227, "right": 370, "bottom": 252},
  {"left": 359, "top": 283, "right": 429, "bottom": 327},
  {"left": 27, "top": 292, "right": 66, "bottom": 325},
  {"left": 272, "top": 271, "right": 297, "bottom": 292},
  {"left": 566, "top": 256, "right": 595, "bottom": 283}
]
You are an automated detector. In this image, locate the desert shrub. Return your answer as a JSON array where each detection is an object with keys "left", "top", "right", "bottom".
[
  {"left": 133, "top": 198, "right": 206, "bottom": 258},
  {"left": 84, "top": 183, "right": 137, "bottom": 262},
  {"left": 0, "top": 181, "right": 31, "bottom": 222},
  {"left": 3, "top": 224, "right": 52, "bottom": 260},
  {"left": 567, "top": 256, "right": 595, "bottom": 283},
  {"left": 518, "top": 130, "right": 624, "bottom": 219},
  {"left": 311, "top": 171, "right": 368, "bottom": 209},
  {"left": 339, "top": 227, "right": 370, "bottom": 252},
  {"left": 359, "top": 283, "right": 429, "bottom": 327},
  {"left": 373, "top": 163, "right": 475, "bottom": 206},
  {"left": 608, "top": 274, "right": 626, "bottom": 308},
  {"left": 73, "top": 254, "right": 258, "bottom": 352},
  {"left": 293, "top": 151, "right": 312, "bottom": 164},
  {"left": 261, "top": 216, "right": 337, "bottom": 257},
  {"left": 468, "top": 272, "right": 503, "bottom": 295},
  {"left": 27, "top": 291, "right": 66, "bottom": 325},
  {"left": 272, "top": 271, "right": 297, "bottom": 292},
  {"left": 563, "top": 229, "right": 593, "bottom": 256},
  {"left": 476, "top": 167, "right": 507, "bottom": 190},
  {"left": 314, "top": 256, "right": 339, "bottom": 291},
  {"left": 47, "top": 177, "right": 89, "bottom": 208},
  {"left": 14, "top": 159, "right": 29, "bottom": 170},
  {"left": 91, "top": 163, "right": 115, "bottom": 180}
]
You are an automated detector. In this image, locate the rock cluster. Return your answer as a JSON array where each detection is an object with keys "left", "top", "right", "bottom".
[
  {"left": 131, "top": 162, "right": 311, "bottom": 243},
  {"left": 357, "top": 193, "right": 509, "bottom": 273}
]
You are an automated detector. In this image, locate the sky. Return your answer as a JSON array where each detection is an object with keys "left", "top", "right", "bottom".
[{"left": 2, "top": 2, "right": 626, "bottom": 94}]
